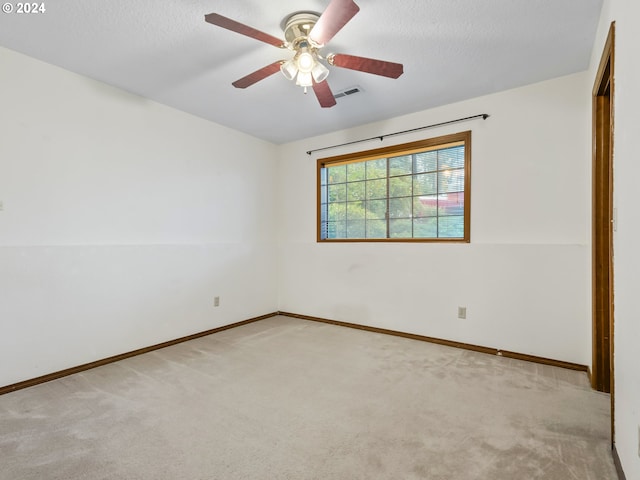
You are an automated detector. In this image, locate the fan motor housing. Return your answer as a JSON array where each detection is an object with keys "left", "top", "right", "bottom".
[{"left": 282, "top": 11, "right": 320, "bottom": 47}]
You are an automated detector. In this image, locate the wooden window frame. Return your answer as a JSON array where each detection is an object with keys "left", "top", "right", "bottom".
[{"left": 317, "top": 131, "right": 471, "bottom": 243}]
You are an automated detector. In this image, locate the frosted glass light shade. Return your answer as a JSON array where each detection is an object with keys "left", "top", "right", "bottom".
[
  {"left": 280, "top": 60, "right": 298, "bottom": 81},
  {"left": 311, "top": 62, "right": 330, "bottom": 83},
  {"left": 296, "top": 52, "right": 315, "bottom": 73},
  {"left": 296, "top": 71, "right": 313, "bottom": 87}
]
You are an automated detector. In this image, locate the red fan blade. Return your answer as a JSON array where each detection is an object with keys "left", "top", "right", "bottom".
[
  {"left": 312, "top": 80, "right": 337, "bottom": 108},
  {"left": 309, "top": 0, "right": 360, "bottom": 46},
  {"left": 232, "top": 61, "right": 284, "bottom": 89},
  {"left": 328, "top": 53, "right": 404, "bottom": 79},
  {"left": 205, "top": 13, "right": 285, "bottom": 48}
]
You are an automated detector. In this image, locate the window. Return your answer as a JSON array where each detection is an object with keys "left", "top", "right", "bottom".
[{"left": 318, "top": 131, "right": 471, "bottom": 242}]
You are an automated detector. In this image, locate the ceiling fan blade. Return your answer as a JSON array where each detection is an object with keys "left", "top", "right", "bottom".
[
  {"left": 312, "top": 80, "right": 337, "bottom": 108},
  {"left": 309, "top": 0, "right": 360, "bottom": 46},
  {"left": 328, "top": 53, "right": 404, "bottom": 79},
  {"left": 232, "top": 61, "right": 284, "bottom": 89},
  {"left": 205, "top": 13, "right": 285, "bottom": 48}
]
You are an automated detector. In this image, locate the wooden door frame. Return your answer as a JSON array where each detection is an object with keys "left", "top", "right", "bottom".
[{"left": 591, "top": 21, "right": 615, "bottom": 440}]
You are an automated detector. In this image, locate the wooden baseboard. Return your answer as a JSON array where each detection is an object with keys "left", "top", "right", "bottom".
[
  {"left": 613, "top": 444, "right": 627, "bottom": 480},
  {"left": 0, "top": 312, "right": 279, "bottom": 396},
  {"left": 278, "top": 311, "right": 589, "bottom": 373},
  {"left": 1, "top": 310, "right": 590, "bottom": 396}
]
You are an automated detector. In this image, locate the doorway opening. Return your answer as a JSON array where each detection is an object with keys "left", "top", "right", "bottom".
[{"left": 591, "top": 21, "right": 615, "bottom": 439}]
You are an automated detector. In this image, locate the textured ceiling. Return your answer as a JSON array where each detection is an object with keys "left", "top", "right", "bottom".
[{"left": 0, "top": 0, "right": 603, "bottom": 144}]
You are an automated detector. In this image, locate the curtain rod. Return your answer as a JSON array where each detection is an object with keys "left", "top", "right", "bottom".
[{"left": 306, "top": 113, "right": 489, "bottom": 156}]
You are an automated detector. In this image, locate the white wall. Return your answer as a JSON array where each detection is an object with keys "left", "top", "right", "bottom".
[
  {"left": 591, "top": 1, "right": 640, "bottom": 477},
  {"left": 277, "top": 72, "right": 592, "bottom": 365},
  {"left": 0, "top": 47, "right": 278, "bottom": 387}
]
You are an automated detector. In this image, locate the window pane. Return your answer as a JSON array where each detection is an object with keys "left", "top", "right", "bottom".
[
  {"left": 366, "top": 158, "right": 387, "bottom": 179},
  {"left": 346, "top": 201, "right": 365, "bottom": 221},
  {"left": 320, "top": 204, "right": 328, "bottom": 223},
  {"left": 327, "top": 165, "right": 346, "bottom": 184},
  {"left": 366, "top": 199, "right": 387, "bottom": 219},
  {"left": 438, "top": 169, "right": 464, "bottom": 193},
  {"left": 389, "top": 155, "right": 412, "bottom": 175},
  {"left": 320, "top": 168, "right": 328, "bottom": 186},
  {"left": 366, "top": 220, "right": 387, "bottom": 238},
  {"left": 321, "top": 184, "right": 327, "bottom": 204},
  {"left": 413, "top": 217, "right": 438, "bottom": 238},
  {"left": 328, "top": 203, "right": 346, "bottom": 221},
  {"left": 347, "top": 162, "right": 366, "bottom": 182},
  {"left": 414, "top": 151, "right": 437, "bottom": 173},
  {"left": 327, "top": 221, "right": 346, "bottom": 238},
  {"left": 389, "top": 197, "right": 412, "bottom": 219},
  {"left": 328, "top": 184, "right": 347, "bottom": 202},
  {"left": 414, "top": 195, "right": 437, "bottom": 218},
  {"left": 438, "top": 146, "right": 465, "bottom": 170},
  {"left": 366, "top": 178, "right": 387, "bottom": 199},
  {"left": 413, "top": 173, "right": 437, "bottom": 195},
  {"left": 438, "top": 215, "right": 464, "bottom": 238},
  {"left": 389, "top": 176, "right": 412, "bottom": 198},
  {"left": 438, "top": 191, "right": 465, "bottom": 216},
  {"left": 347, "top": 181, "right": 366, "bottom": 201},
  {"left": 389, "top": 218, "right": 412, "bottom": 238},
  {"left": 346, "top": 220, "right": 365, "bottom": 238}
]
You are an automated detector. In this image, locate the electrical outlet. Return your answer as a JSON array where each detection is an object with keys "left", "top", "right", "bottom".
[
  {"left": 458, "top": 306, "right": 467, "bottom": 319},
  {"left": 214, "top": 296, "right": 220, "bottom": 307}
]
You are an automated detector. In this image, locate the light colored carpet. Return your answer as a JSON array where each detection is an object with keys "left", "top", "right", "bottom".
[{"left": 0, "top": 315, "right": 617, "bottom": 479}]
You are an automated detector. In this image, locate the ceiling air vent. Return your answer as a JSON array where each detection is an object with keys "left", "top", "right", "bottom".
[{"left": 334, "top": 86, "right": 363, "bottom": 99}]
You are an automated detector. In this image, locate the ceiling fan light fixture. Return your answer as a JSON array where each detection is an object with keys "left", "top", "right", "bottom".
[
  {"left": 311, "top": 61, "right": 330, "bottom": 83},
  {"left": 296, "top": 51, "right": 315, "bottom": 73},
  {"left": 280, "top": 59, "right": 298, "bottom": 81},
  {"left": 295, "top": 70, "right": 313, "bottom": 88}
]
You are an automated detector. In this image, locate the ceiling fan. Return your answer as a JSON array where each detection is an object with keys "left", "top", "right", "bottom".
[{"left": 204, "top": 0, "right": 404, "bottom": 108}]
